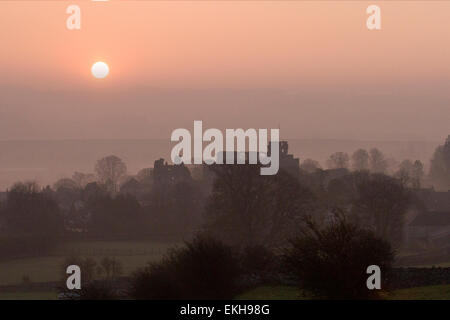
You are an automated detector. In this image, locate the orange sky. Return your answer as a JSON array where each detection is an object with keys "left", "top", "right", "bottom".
[{"left": 0, "top": 1, "right": 449, "bottom": 141}]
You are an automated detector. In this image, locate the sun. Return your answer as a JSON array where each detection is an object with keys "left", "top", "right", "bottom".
[{"left": 91, "top": 61, "right": 109, "bottom": 79}]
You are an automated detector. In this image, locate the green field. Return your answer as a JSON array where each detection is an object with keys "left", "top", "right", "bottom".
[
  {"left": 0, "top": 240, "right": 176, "bottom": 286},
  {"left": 1, "top": 241, "right": 449, "bottom": 300},
  {"left": 0, "top": 291, "right": 57, "bottom": 300},
  {"left": 387, "top": 284, "right": 450, "bottom": 300},
  {"left": 236, "top": 286, "right": 310, "bottom": 300},
  {"left": 236, "top": 285, "right": 450, "bottom": 300},
  {"left": 1, "top": 284, "right": 448, "bottom": 300}
]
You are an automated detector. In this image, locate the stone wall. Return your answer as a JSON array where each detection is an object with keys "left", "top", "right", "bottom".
[{"left": 389, "top": 267, "right": 450, "bottom": 289}]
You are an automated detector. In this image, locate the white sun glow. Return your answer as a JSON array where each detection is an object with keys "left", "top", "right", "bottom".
[{"left": 91, "top": 62, "right": 109, "bottom": 79}]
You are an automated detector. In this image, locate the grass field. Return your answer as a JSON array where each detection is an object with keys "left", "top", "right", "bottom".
[
  {"left": 387, "top": 284, "right": 450, "bottom": 300},
  {"left": 236, "top": 285, "right": 450, "bottom": 300},
  {"left": 0, "top": 291, "right": 57, "bottom": 300},
  {"left": 0, "top": 240, "right": 176, "bottom": 286},
  {"left": 2, "top": 284, "right": 448, "bottom": 300},
  {"left": 1, "top": 240, "right": 448, "bottom": 300},
  {"left": 236, "top": 286, "right": 309, "bottom": 300}
]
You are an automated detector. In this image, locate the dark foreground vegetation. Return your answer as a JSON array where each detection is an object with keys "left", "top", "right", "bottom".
[
  {"left": 61, "top": 226, "right": 449, "bottom": 300},
  {"left": 283, "top": 213, "right": 394, "bottom": 299}
]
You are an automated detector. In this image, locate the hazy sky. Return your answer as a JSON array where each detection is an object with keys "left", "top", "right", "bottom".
[{"left": 1, "top": 1, "right": 449, "bottom": 141}]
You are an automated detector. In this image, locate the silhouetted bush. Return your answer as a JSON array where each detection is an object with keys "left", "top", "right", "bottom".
[
  {"left": 283, "top": 214, "right": 394, "bottom": 299},
  {"left": 130, "top": 261, "right": 180, "bottom": 299},
  {"left": 240, "top": 245, "right": 278, "bottom": 283},
  {"left": 130, "top": 235, "right": 242, "bottom": 299}
]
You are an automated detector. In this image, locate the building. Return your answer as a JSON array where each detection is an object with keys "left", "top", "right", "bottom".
[
  {"left": 272, "top": 141, "right": 300, "bottom": 178},
  {"left": 405, "top": 188, "right": 450, "bottom": 249},
  {"left": 414, "top": 188, "right": 450, "bottom": 212},
  {"left": 203, "top": 140, "right": 300, "bottom": 178},
  {"left": 407, "top": 211, "right": 450, "bottom": 248}
]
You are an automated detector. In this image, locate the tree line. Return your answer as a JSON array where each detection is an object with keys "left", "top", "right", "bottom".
[{"left": 0, "top": 135, "right": 449, "bottom": 260}]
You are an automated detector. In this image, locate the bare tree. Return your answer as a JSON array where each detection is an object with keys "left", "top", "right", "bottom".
[
  {"left": 72, "top": 172, "right": 96, "bottom": 188},
  {"left": 54, "top": 178, "right": 78, "bottom": 191},
  {"left": 326, "top": 152, "right": 349, "bottom": 169},
  {"left": 369, "top": 148, "right": 388, "bottom": 173},
  {"left": 395, "top": 159, "right": 424, "bottom": 189},
  {"left": 394, "top": 159, "right": 413, "bottom": 186},
  {"left": 411, "top": 160, "right": 424, "bottom": 189},
  {"left": 205, "top": 164, "right": 317, "bottom": 246},
  {"left": 95, "top": 155, "right": 127, "bottom": 193},
  {"left": 353, "top": 173, "right": 411, "bottom": 246},
  {"left": 351, "top": 149, "right": 369, "bottom": 171},
  {"left": 429, "top": 135, "right": 450, "bottom": 190}
]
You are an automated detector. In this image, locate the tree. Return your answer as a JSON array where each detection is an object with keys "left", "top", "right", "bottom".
[
  {"left": 326, "top": 152, "right": 349, "bottom": 169},
  {"left": 205, "top": 164, "right": 317, "bottom": 246},
  {"left": 100, "top": 257, "right": 123, "bottom": 280},
  {"left": 300, "top": 159, "right": 321, "bottom": 173},
  {"left": 136, "top": 168, "right": 152, "bottom": 183},
  {"left": 54, "top": 185, "right": 81, "bottom": 213},
  {"left": 411, "top": 160, "right": 424, "bottom": 189},
  {"left": 369, "top": 148, "right": 388, "bottom": 173},
  {"left": 141, "top": 160, "right": 204, "bottom": 237},
  {"left": 94, "top": 155, "right": 127, "bottom": 193},
  {"left": 72, "top": 172, "right": 96, "bottom": 188},
  {"left": 130, "top": 235, "right": 241, "bottom": 300},
  {"left": 61, "top": 256, "right": 98, "bottom": 285},
  {"left": 429, "top": 135, "right": 450, "bottom": 190},
  {"left": 86, "top": 194, "right": 145, "bottom": 238},
  {"left": 395, "top": 160, "right": 424, "bottom": 189},
  {"left": 1, "top": 182, "right": 63, "bottom": 237},
  {"left": 351, "top": 149, "right": 369, "bottom": 171},
  {"left": 395, "top": 160, "right": 413, "bottom": 186},
  {"left": 326, "top": 171, "right": 364, "bottom": 207},
  {"left": 352, "top": 173, "right": 411, "bottom": 245},
  {"left": 54, "top": 178, "right": 78, "bottom": 191},
  {"left": 283, "top": 213, "right": 393, "bottom": 299}
]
